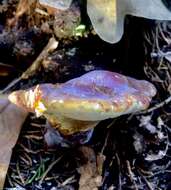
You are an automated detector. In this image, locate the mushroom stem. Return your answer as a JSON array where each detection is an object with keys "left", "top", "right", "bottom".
[{"left": 44, "top": 114, "right": 99, "bottom": 135}]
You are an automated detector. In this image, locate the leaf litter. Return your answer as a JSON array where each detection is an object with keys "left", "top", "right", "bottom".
[
  {"left": 0, "top": 95, "right": 28, "bottom": 189},
  {"left": 0, "top": 0, "right": 171, "bottom": 190}
]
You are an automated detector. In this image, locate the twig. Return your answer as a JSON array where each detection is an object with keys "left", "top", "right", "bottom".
[
  {"left": 115, "top": 153, "right": 122, "bottom": 190},
  {"left": 0, "top": 37, "right": 58, "bottom": 94},
  {"left": 21, "top": 37, "right": 58, "bottom": 79},
  {"left": 23, "top": 134, "right": 43, "bottom": 140},
  {"left": 126, "top": 160, "right": 138, "bottom": 190},
  {"left": 19, "top": 155, "right": 31, "bottom": 166},
  {"left": 100, "top": 119, "right": 116, "bottom": 154},
  {"left": 19, "top": 143, "right": 44, "bottom": 154},
  {"left": 7, "top": 174, "right": 14, "bottom": 187},
  {"left": 100, "top": 130, "right": 110, "bottom": 155},
  {"left": 137, "top": 167, "right": 153, "bottom": 176},
  {"left": 39, "top": 156, "right": 63, "bottom": 184},
  {"left": 0, "top": 62, "right": 15, "bottom": 68},
  {"left": 61, "top": 176, "right": 76, "bottom": 186},
  {"left": 30, "top": 122, "right": 42, "bottom": 128},
  {"left": 137, "top": 169, "right": 154, "bottom": 190},
  {"left": 16, "top": 161, "right": 25, "bottom": 185},
  {"left": 138, "top": 95, "right": 171, "bottom": 114},
  {"left": 0, "top": 78, "right": 21, "bottom": 94}
]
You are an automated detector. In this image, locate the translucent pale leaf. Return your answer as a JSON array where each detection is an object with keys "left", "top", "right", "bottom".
[
  {"left": 87, "top": 0, "right": 171, "bottom": 43},
  {"left": 39, "top": 0, "right": 72, "bottom": 10}
]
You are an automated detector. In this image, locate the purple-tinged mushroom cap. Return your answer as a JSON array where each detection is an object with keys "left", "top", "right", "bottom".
[{"left": 8, "top": 70, "right": 156, "bottom": 135}]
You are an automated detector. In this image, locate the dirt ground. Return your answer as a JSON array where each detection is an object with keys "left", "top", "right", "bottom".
[{"left": 0, "top": 1, "right": 171, "bottom": 190}]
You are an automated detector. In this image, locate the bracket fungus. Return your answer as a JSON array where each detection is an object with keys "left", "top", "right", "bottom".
[
  {"left": 39, "top": 0, "right": 171, "bottom": 43},
  {"left": 8, "top": 70, "right": 156, "bottom": 136}
]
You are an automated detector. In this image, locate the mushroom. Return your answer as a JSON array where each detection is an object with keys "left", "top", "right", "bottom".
[
  {"left": 39, "top": 0, "right": 171, "bottom": 43},
  {"left": 8, "top": 70, "right": 156, "bottom": 137}
]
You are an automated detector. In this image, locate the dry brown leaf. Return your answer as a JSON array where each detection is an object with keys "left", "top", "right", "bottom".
[
  {"left": 0, "top": 95, "right": 28, "bottom": 189},
  {"left": 78, "top": 146, "right": 105, "bottom": 190},
  {"left": 8, "top": 0, "right": 36, "bottom": 27}
]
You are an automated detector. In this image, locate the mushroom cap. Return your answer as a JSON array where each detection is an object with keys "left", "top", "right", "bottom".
[{"left": 9, "top": 70, "right": 156, "bottom": 121}]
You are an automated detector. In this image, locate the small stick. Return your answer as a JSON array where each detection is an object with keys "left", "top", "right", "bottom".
[
  {"left": 19, "top": 155, "right": 30, "bottom": 166},
  {"left": 61, "top": 176, "right": 75, "bottom": 186},
  {"left": 137, "top": 169, "right": 154, "bottom": 190},
  {"left": 0, "top": 78, "right": 21, "bottom": 94},
  {"left": 140, "top": 95, "right": 171, "bottom": 114},
  {"left": 19, "top": 143, "right": 44, "bottom": 154},
  {"left": 115, "top": 153, "right": 122, "bottom": 190},
  {"left": 21, "top": 37, "right": 58, "bottom": 79},
  {"left": 100, "top": 130, "right": 110, "bottom": 154},
  {"left": 126, "top": 160, "right": 138, "bottom": 190},
  {"left": 23, "top": 134, "right": 43, "bottom": 140},
  {"left": 0, "top": 37, "right": 58, "bottom": 94},
  {"left": 16, "top": 161, "right": 25, "bottom": 185},
  {"left": 39, "top": 156, "right": 63, "bottom": 184}
]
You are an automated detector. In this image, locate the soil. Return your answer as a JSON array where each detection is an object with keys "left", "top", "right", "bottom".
[{"left": 0, "top": 0, "right": 171, "bottom": 190}]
